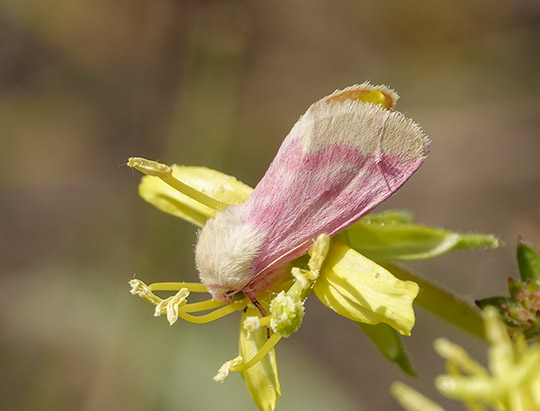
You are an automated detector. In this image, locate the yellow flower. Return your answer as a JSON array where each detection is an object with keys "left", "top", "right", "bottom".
[
  {"left": 391, "top": 307, "right": 540, "bottom": 411},
  {"left": 127, "top": 156, "right": 420, "bottom": 410},
  {"left": 435, "top": 307, "right": 540, "bottom": 410}
]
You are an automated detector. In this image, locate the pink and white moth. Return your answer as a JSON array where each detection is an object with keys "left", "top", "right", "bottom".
[{"left": 196, "top": 83, "right": 430, "bottom": 303}]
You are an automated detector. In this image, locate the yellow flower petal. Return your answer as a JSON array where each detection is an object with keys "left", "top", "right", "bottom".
[
  {"left": 138, "top": 165, "right": 253, "bottom": 227},
  {"left": 239, "top": 307, "right": 281, "bottom": 411},
  {"left": 313, "top": 242, "right": 419, "bottom": 336}
]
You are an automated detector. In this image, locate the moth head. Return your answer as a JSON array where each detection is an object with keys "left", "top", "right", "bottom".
[{"left": 194, "top": 206, "right": 263, "bottom": 302}]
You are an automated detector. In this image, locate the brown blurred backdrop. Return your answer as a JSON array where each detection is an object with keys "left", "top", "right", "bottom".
[{"left": 1, "top": 1, "right": 539, "bottom": 410}]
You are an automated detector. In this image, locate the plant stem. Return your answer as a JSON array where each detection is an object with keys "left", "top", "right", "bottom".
[{"left": 384, "top": 263, "right": 486, "bottom": 340}]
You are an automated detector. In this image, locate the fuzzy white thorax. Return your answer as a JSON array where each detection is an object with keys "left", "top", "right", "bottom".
[{"left": 195, "top": 204, "right": 263, "bottom": 301}]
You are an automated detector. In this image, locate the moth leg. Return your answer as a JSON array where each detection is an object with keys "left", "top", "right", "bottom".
[
  {"left": 245, "top": 292, "right": 267, "bottom": 317},
  {"left": 244, "top": 292, "right": 270, "bottom": 337}
]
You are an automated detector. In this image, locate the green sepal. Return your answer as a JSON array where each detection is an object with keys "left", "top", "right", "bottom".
[
  {"left": 358, "top": 322, "right": 416, "bottom": 376},
  {"left": 344, "top": 213, "right": 499, "bottom": 262},
  {"left": 526, "top": 280, "right": 540, "bottom": 293},
  {"left": 476, "top": 274, "right": 540, "bottom": 336},
  {"left": 475, "top": 296, "right": 521, "bottom": 327},
  {"left": 475, "top": 296, "right": 509, "bottom": 310},
  {"left": 517, "top": 239, "right": 540, "bottom": 281},
  {"left": 360, "top": 209, "right": 415, "bottom": 225},
  {"left": 508, "top": 277, "right": 525, "bottom": 298}
]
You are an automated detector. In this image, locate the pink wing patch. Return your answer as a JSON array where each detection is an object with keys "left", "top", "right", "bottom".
[{"left": 243, "top": 93, "right": 429, "bottom": 285}]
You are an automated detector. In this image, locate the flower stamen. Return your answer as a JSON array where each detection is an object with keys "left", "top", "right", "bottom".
[
  {"left": 243, "top": 316, "right": 261, "bottom": 331},
  {"left": 182, "top": 299, "right": 227, "bottom": 313},
  {"left": 177, "top": 300, "right": 247, "bottom": 324},
  {"left": 129, "top": 279, "right": 161, "bottom": 305},
  {"left": 308, "top": 234, "right": 331, "bottom": 275},
  {"left": 128, "top": 157, "right": 226, "bottom": 212},
  {"left": 148, "top": 281, "right": 208, "bottom": 293},
  {"left": 269, "top": 291, "right": 305, "bottom": 336},
  {"left": 291, "top": 267, "right": 311, "bottom": 290},
  {"left": 223, "top": 237, "right": 331, "bottom": 375},
  {"left": 154, "top": 288, "right": 190, "bottom": 325},
  {"left": 131, "top": 235, "right": 332, "bottom": 380},
  {"left": 213, "top": 356, "right": 244, "bottom": 382},
  {"left": 129, "top": 278, "right": 246, "bottom": 324},
  {"left": 230, "top": 332, "right": 283, "bottom": 373}
]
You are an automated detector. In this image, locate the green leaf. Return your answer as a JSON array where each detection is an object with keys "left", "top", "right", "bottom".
[
  {"left": 358, "top": 323, "right": 416, "bottom": 376},
  {"left": 517, "top": 239, "right": 540, "bottom": 281},
  {"left": 344, "top": 219, "right": 499, "bottom": 262}
]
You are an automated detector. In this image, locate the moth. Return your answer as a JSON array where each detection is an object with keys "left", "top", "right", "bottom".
[{"left": 195, "top": 83, "right": 429, "bottom": 303}]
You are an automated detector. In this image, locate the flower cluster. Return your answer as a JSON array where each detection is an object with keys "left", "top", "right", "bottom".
[{"left": 392, "top": 307, "right": 540, "bottom": 411}]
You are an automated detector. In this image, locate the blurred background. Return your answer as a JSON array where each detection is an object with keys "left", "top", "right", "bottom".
[{"left": 1, "top": 0, "right": 539, "bottom": 410}]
